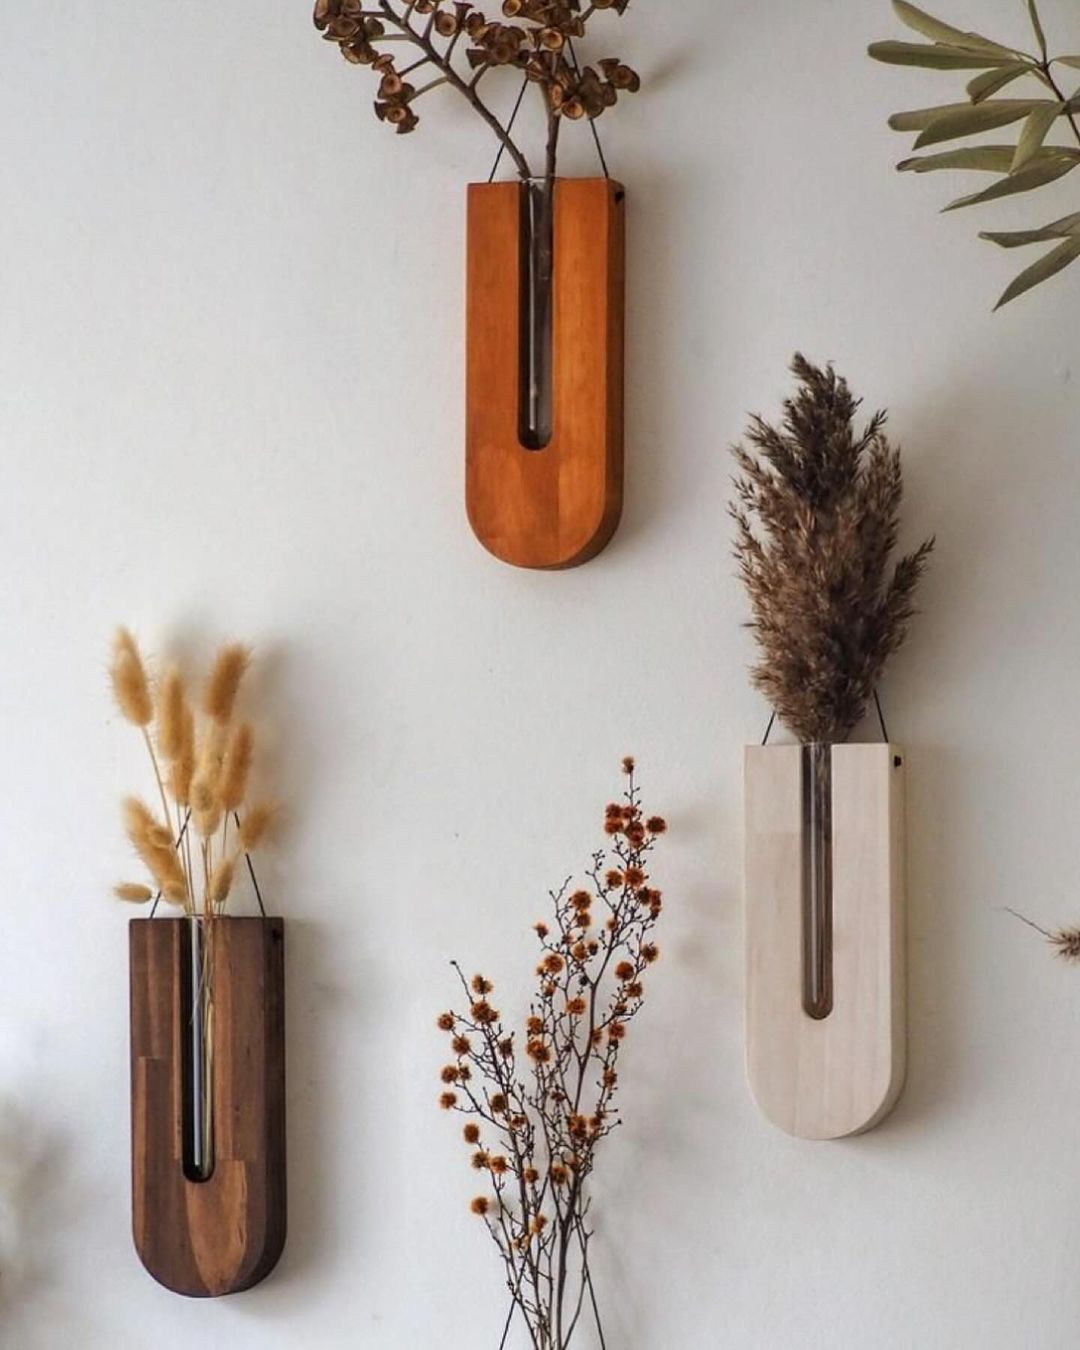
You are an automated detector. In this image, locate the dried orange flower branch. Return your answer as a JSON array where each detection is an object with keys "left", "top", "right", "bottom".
[
  {"left": 108, "top": 628, "right": 275, "bottom": 920},
  {"left": 313, "top": 1, "right": 639, "bottom": 182},
  {"left": 436, "top": 758, "right": 665, "bottom": 1350}
]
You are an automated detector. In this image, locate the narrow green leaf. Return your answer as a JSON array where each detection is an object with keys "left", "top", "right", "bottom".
[
  {"left": 1053, "top": 56, "right": 1080, "bottom": 70},
  {"left": 891, "top": 1, "right": 1019, "bottom": 55},
  {"left": 898, "top": 146, "right": 1021, "bottom": 172},
  {"left": 967, "top": 64, "right": 1038, "bottom": 102},
  {"left": 869, "top": 40, "right": 1018, "bottom": 70},
  {"left": 1012, "top": 101, "right": 1065, "bottom": 170},
  {"left": 943, "top": 154, "right": 1079, "bottom": 209},
  {"left": 1027, "top": 0, "right": 1048, "bottom": 62},
  {"left": 908, "top": 99, "right": 1050, "bottom": 147},
  {"left": 980, "top": 212, "right": 1080, "bottom": 247},
  {"left": 993, "top": 235, "right": 1080, "bottom": 308}
]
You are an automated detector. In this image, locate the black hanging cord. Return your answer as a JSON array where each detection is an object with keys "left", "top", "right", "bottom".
[
  {"left": 759, "top": 692, "right": 891, "bottom": 747},
  {"left": 566, "top": 38, "right": 611, "bottom": 178},
  {"left": 488, "top": 74, "right": 530, "bottom": 183},
  {"left": 148, "top": 808, "right": 267, "bottom": 920}
]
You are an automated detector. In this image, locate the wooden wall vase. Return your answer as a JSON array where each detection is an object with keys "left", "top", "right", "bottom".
[
  {"left": 744, "top": 744, "right": 906, "bottom": 1140},
  {"left": 466, "top": 176, "right": 625, "bottom": 569},
  {"left": 129, "top": 917, "right": 286, "bottom": 1296}
]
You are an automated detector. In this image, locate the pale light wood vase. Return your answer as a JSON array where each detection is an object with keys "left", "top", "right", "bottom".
[
  {"left": 744, "top": 744, "right": 906, "bottom": 1140},
  {"left": 465, "top": 177, "right": 625, "bottom": 570}
]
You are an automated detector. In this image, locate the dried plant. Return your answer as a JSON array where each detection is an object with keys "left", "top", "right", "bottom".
[
  {"left": 436, "top": 758, "right": 666, "bottom": 1350},
  {"left": 730, "top": 356, "right": 934, "bottom": 745},
  {"left": 313, "top": 1, "right": 639, "bottom": 182},
  {"left": 870, "top": 0, "right": 1080, "bottom": 308},
  {"left": 108, "top": 628, "right": 275, "bottom": 921},
  {"left": 1008, "top": 908, "right": 1080, "bottom": 962}
]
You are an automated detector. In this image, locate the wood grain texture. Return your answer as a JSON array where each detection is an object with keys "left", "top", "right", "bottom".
[
  {"left": 466, "top": 177, "right": 625, "bottom": 569},
  {"left": 744, "top": 745, "right": 906, "bottom": 1140},
  {"left": 129, "top": 917, "right": 286, "bottom": 1296}
]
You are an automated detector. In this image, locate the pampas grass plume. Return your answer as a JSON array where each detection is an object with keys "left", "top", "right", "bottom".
[
  {"left": 204, "top": 643, "right": 251, "bottom": 724},
  {"left": 220, "top": 723, "right": 254, "bottom": 813},
  {"left": 110, "top": 628, "right": 153, "bottom": 727}
]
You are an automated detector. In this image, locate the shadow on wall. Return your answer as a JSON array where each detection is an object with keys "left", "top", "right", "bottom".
[{"left": 0, "top": 1097, "right": 80, "bottom": 1348}]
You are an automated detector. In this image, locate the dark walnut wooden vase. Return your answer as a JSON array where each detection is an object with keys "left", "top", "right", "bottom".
[
  {"left": 129, "top": 917, "right": 286, "bottom": 1296},
  {"left": 466, "top": 176, "right": 626, "bottom": 569}
]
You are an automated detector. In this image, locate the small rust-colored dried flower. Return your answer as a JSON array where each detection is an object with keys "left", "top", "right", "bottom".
[
  {"left": 541, "top": 953, "right": 565, "bottom": 975},
  {"left": 498, "top": 1037, "right": 514, "bottom": 1058},
  {"left": 534, "top": 921, "right": 549, "bottom": 939},
  {"left": 641, "top": 942, "right": 659, "bottom": 964},
  {"left": 605, "top": 802, "right": 623, "bottom": 819},
  {"left": 608, "top": 1021, "right": 626, "bottom": 1042},
  {"left": 624, "top": 866, "right": 645, "bottom": 888},
  {"left": 527, "top": 1015, "right": 544, "bottom": 1035},
  {"left": 471, "top": 1000, "right": 499, "bottom": 1024},
  {"left": 471, "top": 974, "right": 494, "bottom": 995},
  {"left": 646, "top": 816, "right": 667, "bottom": 834},
  {"left": 437, "top": 1012, "right": 455, "bottom": 1032},
  {"left": 463, "top": 1122, "right": 481, "bottom": 1144},
  {"left": 490, "top": 1093, "right": 508, "bottom": 1114},
  {"left": 621, "top": 756, "right": 635, "bottom": 774},
  {"left": 441, "top": 1065, "right": 461, "bottom": 1084},
  {"left": 452, "top": 1034, "right": 471, "bottom": 1055},
  {"left": 471, "top": 1150, "right": 491, "bottom": 1170},
  {"left": 570, "top": 890, "right": 591, "bottom": 910},
  {"left": 490, "top": 1155, "right": 509, "bottom": 1175},
  {"left": 440, "top": 1091, "right": 458, "bottom": 1110},
  {"left": 566, "top": 996, "right": 587, "bottom": 1016},
  {"left": 470, "top": 1195, "right": 491, "bottom": 1216},
  {"left": 732, "top": 355, "right": 934, "bottom": 744},
  {"left": 614, "top": 961, "right": 635, "bottom": 982},
  {"left": 605, "top": 869, "right": 623, "bottom": 889},
  {"left": 527, "top": 1038, "right": 551, "bottom": 1064}
]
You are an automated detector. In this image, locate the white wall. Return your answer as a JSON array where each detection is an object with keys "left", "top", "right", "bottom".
[{"left": 2, "top": 1, "right": 1079, "bottom": 1346}]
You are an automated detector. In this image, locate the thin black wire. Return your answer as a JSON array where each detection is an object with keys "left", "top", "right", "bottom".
[
  {"left": 488, "top": 73, "right": 530, "bottom": 182},
  {"left": 759, "top": 692, "right": 890, "bottom": 746},
  {"left": 566, "top": 38, "right": 611, "bottom": 178},
  {"left": 149, "top": 809, "right": 192, "bottom": 919},
  {"left": 234, "top": 811, "right": 268, "bottom": 919}
]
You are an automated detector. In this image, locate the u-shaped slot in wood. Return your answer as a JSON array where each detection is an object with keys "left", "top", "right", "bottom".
[
  {"left": 129, "top": 917, "right": 286, "bottom": 1296},
  {"left": 466, "top": 177, "right": 626, "bottom": 569}
]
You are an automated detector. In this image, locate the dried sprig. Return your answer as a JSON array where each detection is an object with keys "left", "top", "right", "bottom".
[
  {"left": 108, "top": 632, "right": 275, "bottom": 922},
  {"left": 1007, "top": 907, "right": 1080, "bottom": 962},
  {"left": 436, "top": 759, "right": 666, "bottom": 1349},
  {"left": 870, "top": 0, "right": 1080, "bottom": 308},
  {"left": 731, "top": 354, "right": 934, "bottom": 745},
  {"left": 313, "top": 0, "right": 639, "bottom": 182}
]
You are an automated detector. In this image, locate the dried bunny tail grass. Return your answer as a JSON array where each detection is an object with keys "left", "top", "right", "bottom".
[
  {"left": 114, "top": 882, "right": 154, "bottom": 904},
  {"left": 207, "top": 856, "right": 235, "bottom": 909},
  {"left": 204, "top": 643, "right": 251, "bottom": 724},
  {"left": 195, "top": 802, "right": 223, "bottom": 839},
  {"left": 157, "top": 666, "right": 189, "bottom": 761},
  {"left": 220, "top": 723, "right": 254, "bottom": 813},
  {"left": 123, "top": 797, "right": 186, "bottom": 896},
  {"left": 169, "top": 710, "right": 196, "bottom": 805},
  {"left": 238, "top": 801, "right": 277, "bottom": 853},
  {"left": 122, "top": 797, "right": 171, "bottom": 850},
  {"left": 110, "top": 628, "right": 153, "bottom": 727}
]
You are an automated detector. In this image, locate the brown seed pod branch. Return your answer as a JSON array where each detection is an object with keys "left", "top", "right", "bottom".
[{"left": 313, "top": 0, "right": 639, "bottom": 183}]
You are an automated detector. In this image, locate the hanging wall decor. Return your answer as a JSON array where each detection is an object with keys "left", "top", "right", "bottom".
[
  {"left": 109, "top": 630, "right": 285, "bottom": 1296},
  {"left": 731, "top": 357, "right": 934, "bottom": 1140},
  {"left": 313, "top": 1, "right": 639, "bottom": 568},
  {"left": 869, "top": 0, "right": 1080, "bottom": 310}
]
